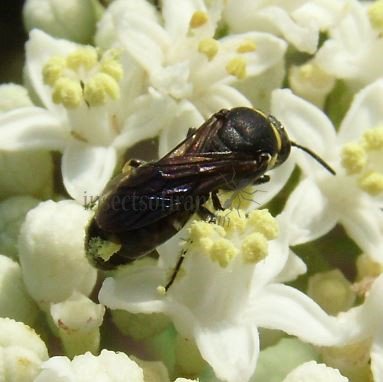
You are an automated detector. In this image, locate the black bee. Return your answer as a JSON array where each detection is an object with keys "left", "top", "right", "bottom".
[{"left": 85, "top": 107, "right": 334, "bottom": 283}]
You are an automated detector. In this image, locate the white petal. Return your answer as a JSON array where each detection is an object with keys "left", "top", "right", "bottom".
[
  {"left": 99, "top": 266, "right": 166, "bottom": 314},
  {"left": 195, "top": 322, "right": 259, "bottom": 382},
  {"left": 275, "top": 249, "right": 307, "bottom": 283},
  {"left": 253, "top": 159, "right": 295, "bottom": 206},
  {"left": 115, "top": 6, "right": 170, "bottom": 75},
  {"left": 158, "top": 100, "right": 204, "bottom": 157},
  {"left": 271, "top": 89, "right": 337, "bottom": 155},
  {"left": 252, "top": 284, "right": 347, "bottom": 346},
  {"left": 193, "top": 84, "right": 252, "bottom": 118},
  {"left": 221, "top": 32, "right": 287, "bottom": 76},
  {"left": 95, "top": 0, "right": 159, "bottom": 48},
  {"left": 340, "top": 206, "right": 383, "bottom": 264},
  {"left": 194, "top": 33, "right": 286, "bottom": 91},
  {"left": 338, "top": 79, "right": 383, "bottom": 145},
  {"left": 271, "top": 89, "right": 337, "bottom": 173},
  {"left": 315, "top": 1, "right": 373, "bottom": 80},
  {"left": 0, "top": 107, "right": 69, "bottom": 151},
  {"left": 25, "top": 29, "right": 76, "bottom": 114},
  {"left": 371, "top": 333, "right": 383, "bottom": 382},
  {"left": 282, "top": 178, "right": 337, "bottom": 245},
  {"left": 62, "top": 143, "right": 117, "bottom": 203},
  {"left": 257, "top": 6, "right": 318, "bottom": 53},
  {"left": 162, "top": 0, "right": 205, "bottom": 39},
  {"left": 283, "top": 361, "right": 349, "bottom": 382},
  {"left": 113, "top": 90, "right": 177, "bottom": 151}
]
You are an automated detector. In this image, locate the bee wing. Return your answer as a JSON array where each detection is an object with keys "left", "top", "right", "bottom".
[
  {"left": 160, "top": 110, "right": 227, "bottom": 159},
  {"left": 95, "top": 154, "right": 267, "bottom": 232}
]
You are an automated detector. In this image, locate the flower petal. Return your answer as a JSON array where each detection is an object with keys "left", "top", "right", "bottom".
[
  {"left": 340, "top": 205, "right": 383, "bottom": 263},
  {"left": 338, "top": 79, "right": 383, "bottom": 145},
  {"left": 162, "top": 0, "right": 206, "bottom": 39},
  {"left": 271, "top": 89, "right": 337, "bottom": 173},
  {"left": 113, "top": 90, "right": 177, "bottom": 151},
  {"left": 115, "top": 3, "right": 170, "bottom": 75},
  {"left": 193, "top": 84, "right": 252, "bottom": 118},
  {"left": 275, "top": 249, "right": 307, "bottom": 283},
  {"left": 252, "top": 159, "right": 295, "bottom": 207},
  {"left": 62, "top": 143, "right": 117, "bottom": 203},
  {"left": 252, "top": 284, "right": 347, "bottom": 346},
  {"left": 0, "top": 107, "right": 69, "bottom": 151},
  {"left": 99, "top": 265, "right": 166, "bottom": 313},
  {"left": 25, "top": 29, "right": 76, "bottom": 115},
  {"left": 194, "top": 322, "right": 259, "bottom": 382},
  {"left": 158, "top": 100, "right": 204, "bottom": 157},
  {"left": 282, "top": 178, "right": 337, "bottom": 245}
]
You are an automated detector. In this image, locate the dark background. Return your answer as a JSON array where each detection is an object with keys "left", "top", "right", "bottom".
[{"left": 0, "top": 0, "right": 27, "bottom": 83}]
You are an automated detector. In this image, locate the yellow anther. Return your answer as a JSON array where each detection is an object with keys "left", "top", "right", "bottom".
[
  {"left": 368, "top": 0, "right": 383, "bottom": 32},
  {"left": 83, "top": 73, "right": 120, "bottom": 107},
  {"left": 359, "top": 171, "right": 383, "bottom": 195},
  {"left": 242, "top": 232, "right": 268, "bottom": 264},
  {"left": 198, "top": 38, "right": 219, "bottom": 60},
  {"left": 190, "top": 10, "right": 209, "bottom": 28},
  {"left": 100, "top": 59, "right": 123, "bottom": 81},
  {"left": 209, "top": 239, "right": 237, "bottom": 268},
  {"left": 341, "top": 143, "right": 367, "bottom": 174},
  {"left": 189, "top": 220, "right": 225, "bottom": 242},
  {"left": 236, "top": 40, "right": 257, "bottom": 53},
  {"left": 247, "top": 209, "right": 279, "bottom": 240},
  {"left": 42, "top": 56, "right": 66, "bottom": 86},
  {"left": 216, "top": 210, "right": 247, "bottom": 232},
  {"left": 66, "top": 47, "right": 98, "bottom": 70},
  {"left": 363, "top": 126, "right": 383, "bottom": 150},
  {"left": 52, "top": 77, "right": 83, "bottom": 108},
  {"left": 226, "top": 57, "right": 247, "bottom": 80}
]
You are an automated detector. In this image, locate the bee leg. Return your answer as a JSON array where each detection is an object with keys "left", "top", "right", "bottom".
[
  {"left": 127, "top": 158, "right": 145, "bottom": 168},
  {"left": 253, "top": 175, "right": 270, "bottom": 185},
  {"left": 165, "top": 248, "right": 187, "bottom": 291},
  {"left": 197, "top": 205, "right": 217, "bottom": 223},
  {"left": 211, "top": 191, "right": 224, "bottom": 210},
  {"left": 187, "top": 127, "right": 197, "bottom": 137},
  {"left": 122, "top": 159, "right": 145, "bottom": 174}
]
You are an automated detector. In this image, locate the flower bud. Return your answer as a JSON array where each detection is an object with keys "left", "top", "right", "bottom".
[{"left": 23, "top": 0, "right": 97, "bottom": 44}]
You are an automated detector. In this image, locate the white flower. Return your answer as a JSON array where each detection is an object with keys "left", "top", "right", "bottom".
[
  {"left": 23, "top": 0, "right": 97, "bottom": 43},
  {"left": 0, "top": 29, "right": 174, "bottom": 202},
  {"left": 99, "top": 210, "right": 347, "bottom": 382},
  {"left": 224, "top": 0, "right": 347, "bottom": 53},
  {"left": 50, "top": 292, "right": 105, "bottom": 357},
  {"left": 96, "top": 0, "right": 287, "bottom": 156},
  {"left": 34, "top": 350, "right": 144, "bottom": 382},
  {"left": 282, "top": 361, "right": 349, "bottom": 382},
  {"left": 272, "top": 80, "right": 383, "bottom": 263},
  {"left": 0, "top": 150, "right": 53, "bottom": 200},
  {"left": 18, "top": 200, "right": 97, "bottom": 309},
  {"left": 315, "top": 0, "right": 383, "bottom": 89},
  {"left": 0, "top": 317, "right": 48, "bottom": 382},
  {"left": 0, "top": 83, "right": 33, "bottom": 112},
  {"left": 0, "top": 254, "right": 39, "bottom": 325},
  {"left": 0, "top": 196, "right": 40, "bottom": 259},
  {"left": 335, "top": 275, "right": 383, "bottom": 382}
]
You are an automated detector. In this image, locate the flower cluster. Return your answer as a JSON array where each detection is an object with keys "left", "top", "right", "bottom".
[{"left": 0, "top": 0, "right": 383, "bottom": 381}]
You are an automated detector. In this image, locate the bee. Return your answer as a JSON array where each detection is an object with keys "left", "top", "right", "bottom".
[{"left": 85, "top": 107, "right": 334, "bottom": 287}]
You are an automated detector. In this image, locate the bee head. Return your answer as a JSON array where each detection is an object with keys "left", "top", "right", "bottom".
[{"left": 267, "top": 114, "right": 291, "bottom": 168}]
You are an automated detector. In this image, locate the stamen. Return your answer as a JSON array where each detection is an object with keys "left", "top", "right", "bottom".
[
  {"left": 341, "top": 143, "right": 366, "bottom": 174},
  {"left": 225, "top": 57, "right": 247, "bottom": 80},
  {"left": 236, "top": 40, "right": 256, "bottom": 53},
  {"left": 190, "top": 11, "right": 209, "bottom": 28},
  {"left": 198, "top": 38, "right": 219, "bottom": 60}
]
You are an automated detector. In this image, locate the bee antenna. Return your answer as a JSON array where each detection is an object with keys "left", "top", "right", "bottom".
[{"left": 291, "top": 142, "right": 336, "bottom": 175}]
